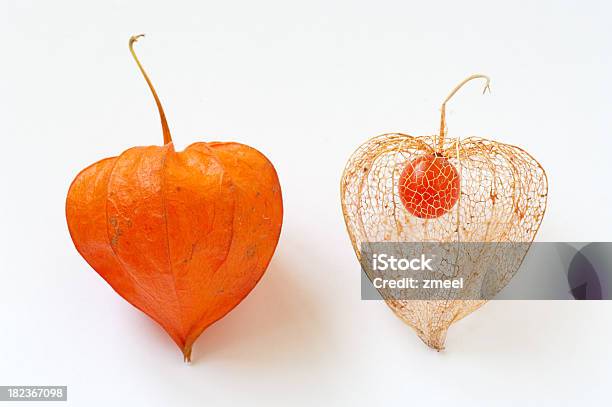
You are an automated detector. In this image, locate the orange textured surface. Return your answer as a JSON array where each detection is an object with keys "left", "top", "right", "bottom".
[
  {"left": 66, "top": 141, "right": 282, "bottom": 360},
  {"left": 398, "top": 154, "right": 460, "bottom": 219}
]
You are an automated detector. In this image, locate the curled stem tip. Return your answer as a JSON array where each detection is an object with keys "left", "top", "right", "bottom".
[
  {"left": 129, "top": 34, "right": 172, "bottom": 145},
  {"left": 437, "top": 74, "right": 491, "bottom": 151}
]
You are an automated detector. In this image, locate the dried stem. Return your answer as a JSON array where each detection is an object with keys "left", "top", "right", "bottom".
[
  {"left": 129, "top": 34, "right": 172, "bottom": 144},
  {"left": 438, "top": 74, "right": 491, "bottom": 151}
]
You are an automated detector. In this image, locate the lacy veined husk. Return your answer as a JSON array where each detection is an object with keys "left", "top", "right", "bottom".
[{"left": 340, "top": 133, "right": 548, "bottom": 350}]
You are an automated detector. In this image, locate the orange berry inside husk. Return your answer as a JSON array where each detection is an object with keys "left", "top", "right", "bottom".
[{"left": 398, "top": 154, "right": 460, "bottom": 219}]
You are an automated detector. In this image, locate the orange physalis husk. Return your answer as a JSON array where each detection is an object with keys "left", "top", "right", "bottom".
[
  {"left": 66, "top": 35, "right": 283, "bottom": 362},
  {"left": 341, "top": 75, "right": 547, "bottom": 350}
]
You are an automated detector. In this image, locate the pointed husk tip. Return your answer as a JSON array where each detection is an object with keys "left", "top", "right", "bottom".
[
  {"left": 416, "top": 327, "right": 448, "bottom": 351},
  {"left": 183, "top": 345, "right": 193, "bottom": 364}
]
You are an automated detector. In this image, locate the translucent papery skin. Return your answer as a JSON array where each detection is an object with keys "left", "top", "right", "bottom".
[
  {"left": 66, "top": 141, "right": 283, "bottom": 361},
  {"left": 340, "top": 133, "right": 548, "bottom": 350}
]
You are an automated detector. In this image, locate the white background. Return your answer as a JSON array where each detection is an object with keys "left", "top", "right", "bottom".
[{"left": 1, "top": 0, "right": 611, "bottom": 405}]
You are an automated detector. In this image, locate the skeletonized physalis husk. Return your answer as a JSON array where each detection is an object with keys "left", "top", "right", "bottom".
[{"left": 340, "top": 75, "right": 547, "bottom": 350}]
